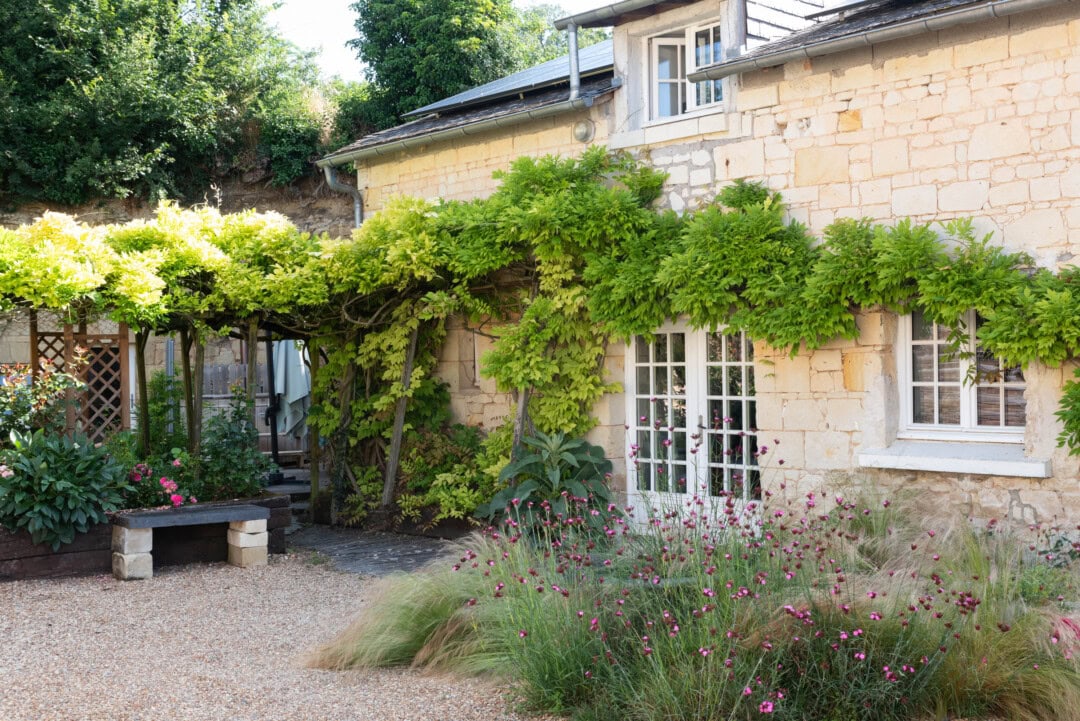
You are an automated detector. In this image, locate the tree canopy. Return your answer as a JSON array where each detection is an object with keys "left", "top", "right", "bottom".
[{"left": 0, "top": 0, "right": 321, "bottom": 205}]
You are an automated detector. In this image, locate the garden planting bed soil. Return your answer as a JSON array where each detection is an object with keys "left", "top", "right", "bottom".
[{"left": 0, "top": 493, "right": 291, "bottom": 581}]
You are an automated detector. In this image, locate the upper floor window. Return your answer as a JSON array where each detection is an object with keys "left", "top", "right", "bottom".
[
  {"left": 648, "top": 21, "right": 724, "bottom": 121},
  {"left": 899, "top": 310, "right": 1026, "bottom": 442}
]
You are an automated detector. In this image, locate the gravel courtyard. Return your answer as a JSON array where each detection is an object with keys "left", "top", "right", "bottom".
[{"left": 0, "top": 553, "right": 536, "bottom": 721}]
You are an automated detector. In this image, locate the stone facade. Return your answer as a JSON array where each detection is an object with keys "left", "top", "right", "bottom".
[
  {"left": 612, "top": 3, "right": 1080, "bottom": 522},
  {"left": 355, "top": 102, "right": 613, "bottom": 214}
]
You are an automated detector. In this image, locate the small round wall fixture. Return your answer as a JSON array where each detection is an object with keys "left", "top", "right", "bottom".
[{"left": 572, "top": 119, "right": 595, "bottom": 143}]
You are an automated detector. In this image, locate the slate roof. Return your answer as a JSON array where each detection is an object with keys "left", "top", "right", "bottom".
[
  {"left": 713, "top": 0, "right": 1030, "bottom": 69},
  {"left": 320, "top": 75, "right": 617, "bottom": 165},
  {"left": 405, "top": 38, "right": 614, "bottom": 117}
]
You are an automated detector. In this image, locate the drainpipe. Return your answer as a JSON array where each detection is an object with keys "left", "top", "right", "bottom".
[
  {"left": 568, "top": 22, "right": 580, "bottom": 100},
  {"left": 322, "top": 165, "right": 364, "bottom": 229}
]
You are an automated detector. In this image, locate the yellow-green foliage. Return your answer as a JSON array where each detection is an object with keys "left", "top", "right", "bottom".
[{"left": 15, "top": 149, "right": 1080, "bottom": 518}]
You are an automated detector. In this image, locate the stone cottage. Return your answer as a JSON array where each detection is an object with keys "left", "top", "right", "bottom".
[{"left": 320, "top": 0, "right": 1080, "bottom": 526}]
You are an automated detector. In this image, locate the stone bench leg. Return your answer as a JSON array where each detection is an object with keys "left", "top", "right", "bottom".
[
  {"left": 227, "top": 520, "right": 268, "bottom": 568},
  {"left": 112, "top": 527, "right": 153, "bottom": 580}
]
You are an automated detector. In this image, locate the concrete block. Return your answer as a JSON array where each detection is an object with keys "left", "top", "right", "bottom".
[
  {"left": 112, "top": 552, "right": 153, "bottom": 581},
  {"left": 229, "top": 519, "right": 266, "bottom": 534},
  {"left": 112, "top": 526, "right": 152, "bottom": 555},
  {"left": 227, "top": 529, "right": 269, "bottom": 548},
  {"left": 228, "top": 544, "right": 268, "bottom": 568}
]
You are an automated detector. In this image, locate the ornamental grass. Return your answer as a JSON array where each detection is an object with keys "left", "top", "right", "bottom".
[{"left": 310, "top": 474, "right": 1080, "bottom": 721}]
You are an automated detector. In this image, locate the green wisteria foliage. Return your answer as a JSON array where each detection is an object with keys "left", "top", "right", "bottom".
[{"left": 9, "top": 147, "right": 1080, "bottom": 523}]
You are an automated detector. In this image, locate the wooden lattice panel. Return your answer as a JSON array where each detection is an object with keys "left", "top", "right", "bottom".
[
  {"left": 35, "top": 334, "right": 68, "bottom": 373},
  {"left": 82, "top": 341, "right": 125, "bottom": 443},
  {"left": 31, "top": 318, "right": 130, "bottom": 442}
]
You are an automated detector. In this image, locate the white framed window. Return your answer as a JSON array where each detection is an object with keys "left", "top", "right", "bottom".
[
  {"left": 626, "top": 325, "right": 759, "bottom": 505},
  {"left": 647, "top": 21, "right": 725, "bottom": 121},
  {"left": 898, "top": 309, "right": 1026, "bottom": 443}
]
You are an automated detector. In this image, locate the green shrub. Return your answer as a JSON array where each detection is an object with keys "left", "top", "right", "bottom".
[
  {"left": 476, "top": 430, "right": 615, "bottom": 532},
  {"left": 0, "top": 359, "right": 84, "bottom": 443},
  {"left": 196, "top": 385, "right": 274, "bottom": 500},
  {"left": 0, "top": 430, "right": 129, "bottom": 549}
]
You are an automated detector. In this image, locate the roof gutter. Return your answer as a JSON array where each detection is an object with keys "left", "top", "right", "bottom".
[
  {"left": 317, "top": 89, "right": 614, "bottom": 168},
  {"left": 688, "top": 0, "right": 1073, "bottom": 83},
  {"left": 554, "top": 0, "right": 666, "bottom": 29}
]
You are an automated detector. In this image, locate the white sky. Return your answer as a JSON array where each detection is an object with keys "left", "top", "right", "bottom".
[{"left": 265, "top": 0, "right": 607, "bottom": 82}]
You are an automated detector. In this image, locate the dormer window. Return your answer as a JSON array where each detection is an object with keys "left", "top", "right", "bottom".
[{"left": 648, "top": 21, "right": 724, "bottom": 121}]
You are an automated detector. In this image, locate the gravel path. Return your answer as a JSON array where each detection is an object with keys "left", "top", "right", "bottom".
[{"left": 0, "top": 553, "right": 538, "bottom": 721}]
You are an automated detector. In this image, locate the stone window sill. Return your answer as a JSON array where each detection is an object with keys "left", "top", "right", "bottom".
[{"left": 857, "top": 440, "right": 1051, "bottom": 478}]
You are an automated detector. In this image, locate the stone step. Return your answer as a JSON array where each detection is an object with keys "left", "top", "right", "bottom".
[{"left": 264, "top": 482, "right": 311, "bottom": 502}]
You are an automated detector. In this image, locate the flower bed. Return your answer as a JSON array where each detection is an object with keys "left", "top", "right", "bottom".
[{"left": 0, "top": 494, "right": 290, "bottom": 581}]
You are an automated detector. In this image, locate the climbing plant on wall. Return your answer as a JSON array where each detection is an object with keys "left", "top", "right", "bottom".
[{"left": 10, "top": 148, "right": 1080, "bottom": 528}]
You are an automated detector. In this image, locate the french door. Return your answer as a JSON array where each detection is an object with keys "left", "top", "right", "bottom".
[{"left": 626, "top": 324, "right": 759, "bottom": 514}]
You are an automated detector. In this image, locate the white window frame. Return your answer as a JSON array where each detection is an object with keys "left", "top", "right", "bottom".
[
  {"left": 645, "top": 20, "right": 725, "bottom": 123},
  {"left": 625, "top": 322, "right": 760, "bottom": 518},
  {"left": 897, "top": 310, "right": 1026, "bottom": 444}
]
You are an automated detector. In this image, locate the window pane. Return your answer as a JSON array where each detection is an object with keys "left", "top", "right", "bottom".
[
  {"left": 654, "top": 367, "right": 668, "bottom": 395},
  {"left": 638, "top": 463, "right": 652, "bottom": 491},
  {"left": 912, "top": 310, "right": 934, "bottom": 340},
  {"left": 938, "top": 386, "right": 960, "bottom": 424},
  {"left": 937, "top": 350, "right": 960, "bottom": 383},
  {"left": 696, "top": 80, "right": 713, "bottom": 106},
  {"left": 727, "top": 400, "right": 743, "bottom": 431},
  {"left": 695, "top": 28, "right": 712, "bottom": 66},
  {"left": 635, "top": 336, "right": 649, "bottom": 363},
  {"left": 672, "top": 333, "right": 685, "bottom": 362},
  {"left": 913, "top": 387, "right": 935, "bottom": 424},
  {"left": 655, "top": 336, "right": 668, "bottom": 362},
  {"left": 654, "top": 398, "right": 669, "bottom": 425},
  {"left": 1005, "top": 364, "right": 1024, "bottom": 383},
  {"left": 976, "top": 350, "right": 1001, "bottom": 383},
  {"left": 977, "top": 386, "right": 1001, "bottom": 426},
  {"left": 672, "top": 365, "right": 686, "bottom": 394},
  {"left": 656, "top": 82, "right": 680, "bottom": 117},
  {"left": 657, "top": 44, "right": 680, "bottom": 79},
  {"left": 636, "top": 398, "right": 650, "bottom": 424},
  {"left": 728, "top": 333, "right": 742, "bottom": 362},
  {"left": 709, "top": 366, "right": 724, "bottom": 395},
  {"left": 912, "top": 345, "right": 934, "bottom": 382},
  {"left": 747, "top": 366, "right": 755, "bottom": 395},
  {"left": 707, "top": 333, "right": 722, "bottom": 362},
  {"left": 636, "top": 366, "right": 650, "bottom": 393},
  {"left": 673, "top": 398, "right": 687, "bottom": 429},
  {"left": 1005, "top": 389, "right": 1026, "bottom": 426},
  {"left": 709, "top": 399, "right": 724, "bottom": 429},
  {"left": 674, "top": 433, "right": 687, "bottom": 461},
  {"left": 727, "top": 366, "right": 743, "bottom": 397},
  {"left": 637, "top": 431, "right": 651, "bottom": 459}
]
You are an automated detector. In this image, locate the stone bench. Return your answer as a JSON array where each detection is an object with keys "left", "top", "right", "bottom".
[{"left": 110, "top": 503, "right": 271, "bottom": 580}]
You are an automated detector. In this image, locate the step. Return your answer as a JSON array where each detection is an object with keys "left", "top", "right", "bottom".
[{"left": 264, "top": 482, "right": 312, "bottom": 502}]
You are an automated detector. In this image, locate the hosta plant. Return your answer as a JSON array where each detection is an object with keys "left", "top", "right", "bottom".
[{"left": 0, "top": 430, "right": 130, "bottom": 549}]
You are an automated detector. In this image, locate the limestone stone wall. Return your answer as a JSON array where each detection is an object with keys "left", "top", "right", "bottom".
[
  {"left": 624, "top": 4, "right": 1080, "bottom": 521},
  {"left": 354, "top": 101, "right": 612, "bottom": 214}
]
